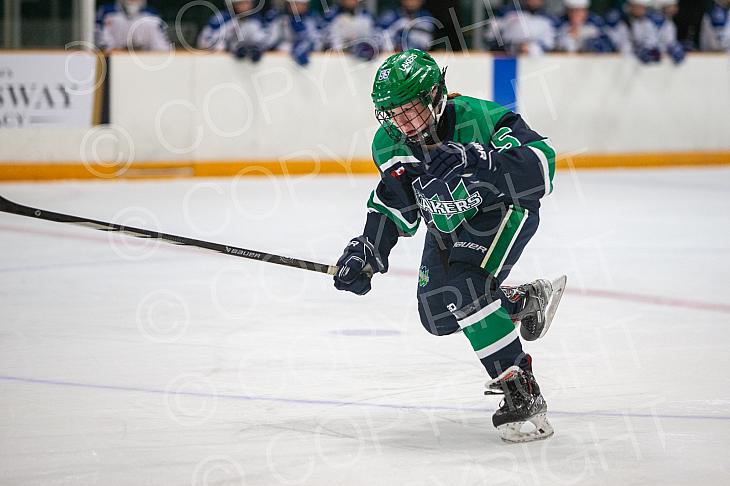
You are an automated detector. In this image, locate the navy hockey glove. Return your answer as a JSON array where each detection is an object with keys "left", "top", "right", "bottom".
[
  {"left": 424, "top": 141, "right": 490, "bottom": 182},
  {"left": 292, "top": 40, "right": 312, "bottom": 66},
  {"left": 232, "top": 42, "right": 248, "bottom": 60},
  {"left": 636, "top": 47, "right": 661, "bottom": 64},
  {"left": 667, "top": 43, "right": 685, "bottom": 64},
  {"left": 334, "top": 236, "right": 388, "bottom": 295},
  {"left": 249, "top": 45, "right": 263, "bottom": 63},
  {"left": 351, "top": 41, "right": 376, "bottom": 61},
  {"left": 583, "top": 36, "right": 614, "bottom": 53}
]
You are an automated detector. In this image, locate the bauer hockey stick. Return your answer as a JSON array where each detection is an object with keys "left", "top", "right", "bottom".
[{"left": 0, "top": 194, "right": 338, "bottom": 276}]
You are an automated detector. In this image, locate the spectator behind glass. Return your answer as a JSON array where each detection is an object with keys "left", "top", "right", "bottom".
[
  {"left": 485, "top": 0, "right": 559, "bottom": 56},
  {"left": 605, "top": 0, "right": 685, "bottom": 64},
  {"left": 556, "top": 0, "right": 615, "bottom": 52},
  {"left": 269, "top": 0, "right": 323, "bottom": 67},
  {"left": 700, "top": 0, "right": 730, "bottom": 52},
  {"left": 377, "top": 0, "right": 434, "bottom": 52},
  {"left": 95, "top": 0, "right": 171, "bottom": 52},
  {"left": 322, "top": 0, "right": 379, "bottom": 61}
]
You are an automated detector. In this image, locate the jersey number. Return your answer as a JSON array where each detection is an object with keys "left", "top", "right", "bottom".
[{"left": 491, "top": 127, "right": 521, "bottom": 152}]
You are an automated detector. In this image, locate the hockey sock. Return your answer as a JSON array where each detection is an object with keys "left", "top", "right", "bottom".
[
  {"left": 457, "top": 300, "right": 531, "bottom": 378},
  {"left": 445, "top": 263, "right": 531, "bottom": 378}
]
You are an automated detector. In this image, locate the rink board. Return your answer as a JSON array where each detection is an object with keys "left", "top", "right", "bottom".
[{"left": 0, "top": 51, "right": 729, "bottom": 180}]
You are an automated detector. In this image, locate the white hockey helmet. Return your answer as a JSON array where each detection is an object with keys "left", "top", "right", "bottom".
[
  {"left": 564, "top": 0, "right": 589, "bottom": 8},
  {"left": 121, "top": 0, "right": 146, "bottom": 7},
  {"left": 627, "top": 0, "right": 653, "bottom": 6}
]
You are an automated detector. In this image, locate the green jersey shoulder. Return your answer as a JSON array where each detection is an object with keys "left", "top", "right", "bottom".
[{"left": 450, "top": 96, "right": 511, "bottom": 146}]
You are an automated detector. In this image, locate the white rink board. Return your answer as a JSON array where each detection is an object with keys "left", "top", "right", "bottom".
[
  {"left": 0, "top": 52, "right": 492, "bottom": 164},
  {"left": 110, "top": 52, "right": 492, "bottom": 162},
  {"left": 3, "top": 52, "right": 730, "bottom": 165},
  {"left": 1, "top": 168, "right": 730, "bottom": 485},
  {"left": 518, "top": 55, "right": 730, "bottom": 154}
]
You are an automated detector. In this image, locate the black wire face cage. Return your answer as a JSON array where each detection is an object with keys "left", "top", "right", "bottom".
[
  {"left": 375, "top": 69, "right": 448, "bottom": 144},
  {"left": 375, "top": 95, "right": 434, "bottom": 144}
]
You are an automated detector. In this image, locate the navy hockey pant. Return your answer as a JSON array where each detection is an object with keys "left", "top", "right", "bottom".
[{"left": 416, "top": 204, "right": 539, "bottom": 378}]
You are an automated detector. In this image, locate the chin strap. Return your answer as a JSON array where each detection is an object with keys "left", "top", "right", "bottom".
[{"left": 431, "top": 67, "right": 448, "bottom": 125}]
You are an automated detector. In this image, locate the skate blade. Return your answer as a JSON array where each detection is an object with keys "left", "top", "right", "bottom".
[
  {"left": 497, "top": 413, "right": 554, "bottom": 443},
  {"left": 539, "top": 275, "right": 567, "bottom": 339}
]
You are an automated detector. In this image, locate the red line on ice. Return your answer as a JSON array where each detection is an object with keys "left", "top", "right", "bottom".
[
  {"left": 564, "top": 287, "right": 730, "bottom": 314},
  {"left": 387, "top": 268, "right": 730, "bottom": 315},
  {"left": 3, "top": 221, "right": 729, "bottom": 315}
]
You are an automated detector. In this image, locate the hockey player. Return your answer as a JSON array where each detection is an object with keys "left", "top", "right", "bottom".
[
  {"left": 556, "top": 0, "right": 615, "bottom": 53},
  {"left": 377, "top": 0, "right": 435, "bottom": 52},
  {"left": 655, "top": 0, "right": 679, "bottom": 19},
  {"left": 605, "top": 0, "right": 685, "bottom": 64},
  {"left": 322, "top": 0, "right": 379, "bottom": 61},
  {"left": 654, "top": 0, "right": 684, "bottom": 55},
  {"left": 485, "top": 0, "right": 558, "bottom": 56},
  {"left": 197, "top": 3, "right": 235, "bottom": 50},
  {"left": 333, "top": 49, "right": 564, "bottom": 443},
  {"left": 196, "top": 0, "right": 274, "bottom": 62},
  {"left": 700, "top": 0, "right": 730, "bottom": 52},
  {"left": 95, "top": 0, "right": 170, "bottom": 52},
  {"left": 270, "top": 0, "right": 323, "bottom": 66}
]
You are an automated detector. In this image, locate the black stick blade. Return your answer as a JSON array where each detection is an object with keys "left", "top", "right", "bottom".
[{"left": 0, "top": 194, "right": 16, "bottom": 212}]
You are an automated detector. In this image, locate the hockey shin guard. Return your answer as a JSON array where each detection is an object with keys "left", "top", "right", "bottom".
[{"left": 444, "top": 262, "right": 531, "bottom": 378}]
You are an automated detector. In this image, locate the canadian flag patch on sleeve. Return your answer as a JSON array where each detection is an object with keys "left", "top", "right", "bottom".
[{"left": 389, "top": 166, "right": 406, "bottom": 179}]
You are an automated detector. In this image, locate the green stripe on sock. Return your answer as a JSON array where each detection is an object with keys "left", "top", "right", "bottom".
[
  {"left": 481, "top": 206, "right": 526, "bottom": 275},
  {"left": 462, "top": 307, "right": 516, "bottom": 353}
]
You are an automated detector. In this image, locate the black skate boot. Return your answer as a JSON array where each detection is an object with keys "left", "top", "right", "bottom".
[
  {"left": 485, "top": 366, "right": 554, "bottom": 443},
  {"left": 506, "top": 275, "right": 567, "bottom": 341}
]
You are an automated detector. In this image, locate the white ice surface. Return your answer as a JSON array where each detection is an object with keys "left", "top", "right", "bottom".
[{"left": 1, "top": 168, "right": 729, "bottom": 485}]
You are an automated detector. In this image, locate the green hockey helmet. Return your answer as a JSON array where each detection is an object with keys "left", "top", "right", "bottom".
[{"left": 371, "top": 49, "right": 447, "bottom": 143}]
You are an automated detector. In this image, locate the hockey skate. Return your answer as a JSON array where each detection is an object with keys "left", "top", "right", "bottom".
[
  {"left": 506, "top": 275, "right": 567, "bottom": 341},
  {"left": 485, "top": 366, "right": 554, "bottom": 443}
]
